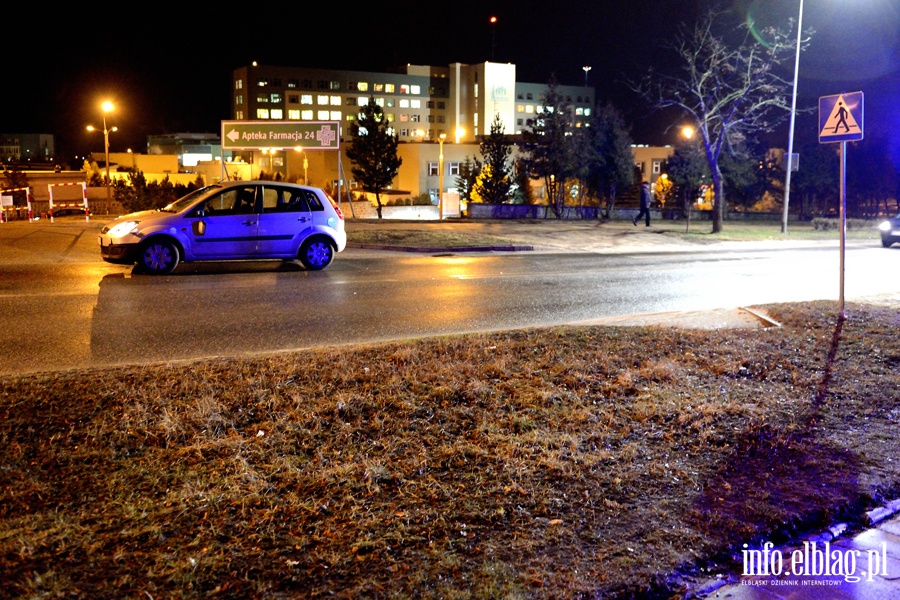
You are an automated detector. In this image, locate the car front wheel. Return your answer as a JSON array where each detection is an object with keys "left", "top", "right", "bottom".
[
  {"left": 139, "top": 238, "right": 180, "bottom": 274},
  {"left": 299, "top": 237, "right": 335, "bottom": 270}
]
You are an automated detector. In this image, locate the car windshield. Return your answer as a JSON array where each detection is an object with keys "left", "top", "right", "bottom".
[{"left": 159, "top": 185, "right": 223, "bottom": 213}]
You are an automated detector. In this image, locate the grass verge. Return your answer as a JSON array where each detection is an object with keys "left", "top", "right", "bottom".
[{"left": 1, "top": 301, "right": 898, "bottom": 598}]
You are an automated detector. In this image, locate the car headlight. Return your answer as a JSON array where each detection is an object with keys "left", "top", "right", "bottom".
[
  {"left": 878, "top": 221, "right": 892, "bottom": 232},
  {"left": 107, "top": 220, "right": 141, "bottom": 238}
]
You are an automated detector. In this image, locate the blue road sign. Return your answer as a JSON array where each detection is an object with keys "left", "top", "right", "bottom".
[{"left": 819, "top": 92, "right": 864, "bottom": 143}]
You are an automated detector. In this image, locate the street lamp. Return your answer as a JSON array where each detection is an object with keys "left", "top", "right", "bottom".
[
  {"left": 782, "top": 0, "right": 804, "bottom": 234},
  {"left": 490, "top": 16, "right": 498, "bottom": 61},
  {"left": 86, "top": 101, "right": 116, "bottom": 202},
  {"left": 583, "top": 66, "right": 592, "bottom": 87},
  {"left": 438, "top": 133, "right": 446, "bottom": 220}
]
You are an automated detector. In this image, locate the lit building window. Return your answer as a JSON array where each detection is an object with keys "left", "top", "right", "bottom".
[
  {"left": 374, "top": 83, "right": 384, "bottom": 92},
  {"left": 317, "top": 110, "right": 330, "bottom": 120},
  {"left": 235, "top": 80, "right": 243, "bottom": 90},
  {"left": 428, "top": 162, "right": 439, "bottom": 176},
  {"left": 411, "top": 85, "right": 421, "bottom": 94},
  {"left": 330, "top": 95, "right": 341, "bottom": 106},
  {"left": 271, "top": 109, "right": 284, "bottom": 119},
  {"left": 301, "top": 110, "right": 314, "bottom": 120},
  {"left": 358, "top": 82, "right": 369, "bottom": 92},
  {"left": 288, "top": 110, "right": 300, "bottom": 120},
  {"left": 399, "top": 99, "right": 410, "bottom": 108},
  {"left": 400, "top": 84, "right": 410, "bottom": 94},
  {"left": 330, "top": 111, "right": 341, "bottom": 120},
  {"left": 385, "top": 84, "right": 395, "bottom": 93},
  {"left": 357, "top": 97, "right": 369, "bottom": 106},
  {"left": 317, "top": 95, "right": 329, "bottom": 105},
  {"left": 449, "top": 162, "right": 460, "bottom": 176},
  {"left": 257, "top": 108, "right": 270, "bottom": 119},
  {"left": 374, "top": 97, "right": 385, "bottom": 106},
  {"left": 301, "top": 94, "right": 313, "bottom": 105},
  {"left": 411, "top": 99, "right": 421, "bottom": 109}
]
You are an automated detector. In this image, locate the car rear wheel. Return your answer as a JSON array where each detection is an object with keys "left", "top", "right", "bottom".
[
  {"left": 882, "top": 238, "right": 894, "bottom": 248},
  {"left": 299, "top": 237, "right": 335, "bottom": 270},
  {"left": 139, "top": 238, "right": 180, "bottom": 274}
]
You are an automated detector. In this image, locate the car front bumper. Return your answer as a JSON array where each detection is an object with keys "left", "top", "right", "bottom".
[{"left": 99, "top": 237, "right": 139, "bottom": 264}]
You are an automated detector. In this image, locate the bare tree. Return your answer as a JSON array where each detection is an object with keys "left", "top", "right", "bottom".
[{"left": 636, "top": 9, "right": 805, "bottom": 232}]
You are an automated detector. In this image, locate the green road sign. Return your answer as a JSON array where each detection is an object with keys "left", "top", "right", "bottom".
[{"left": 221, "top": 121, "right": 340, "bottom": 151}]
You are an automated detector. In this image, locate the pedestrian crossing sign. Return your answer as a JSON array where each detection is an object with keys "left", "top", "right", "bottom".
[{"left": 819, "top": 92, "right": 864, "bottom": 143}]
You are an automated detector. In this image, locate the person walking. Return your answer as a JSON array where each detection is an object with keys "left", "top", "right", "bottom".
[{"left": 633, "top": 181, "right": 652, "bottom": 227}]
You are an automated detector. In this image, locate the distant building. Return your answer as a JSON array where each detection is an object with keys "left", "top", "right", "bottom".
[
  {"left": 0, "top": 133, "right": 56, "bottom": 166},
  {"left": 225, "top": 61, "right": 597, "bottom": 196},
  {"left": 231, "top": 61, "right": 595, "bottom": 146},
  {"left": 147, "top": 133, "right": 222, "bottom": 169}
]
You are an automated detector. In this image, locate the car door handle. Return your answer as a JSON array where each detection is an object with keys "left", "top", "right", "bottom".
[
  {"left": 298, "top": 216, "right": 309, "bottom": 222},
  {"left": 242, "top": 220, "right": 256, "bottom": 226}
]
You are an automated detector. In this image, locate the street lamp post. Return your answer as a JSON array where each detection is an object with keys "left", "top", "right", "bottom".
[
  {"left": 782, "top": 0, "right": 804, "bottom": 234},
  {"left": 87, "top": 101, "right": 116, "bottom": 202},
  {"left": 583, "top": 66, "right": 591, "bottom": 87},
  {"left": 681, "top": 126, "right": 696, "bottom": 234},
  {"left": 438, "top": 133, "right": 446, "bottom": 220}
]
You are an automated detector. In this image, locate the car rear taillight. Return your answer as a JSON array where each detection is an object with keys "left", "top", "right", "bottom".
[{"left": 327, "top": 195, "right": 344, "bottom": 219}]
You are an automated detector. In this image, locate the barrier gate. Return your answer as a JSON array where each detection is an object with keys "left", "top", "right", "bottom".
[
  {"left": 0, "top": 187, "right": 35, "bottom": 222},
  {"left": 48, "top": 182, "right": 89, "bottom": 223}
]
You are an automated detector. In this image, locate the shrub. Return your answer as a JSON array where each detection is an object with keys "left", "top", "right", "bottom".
[{"left": 811, "top": 218, "right": 877, "bottom": 231}]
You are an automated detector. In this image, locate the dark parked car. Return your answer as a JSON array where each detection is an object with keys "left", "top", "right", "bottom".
[
  {"left": 879, "top": 213, "right": 900, "bottom": 248},
  {"left": 99, "top": 181, "right": 346, "bottom": 273}
]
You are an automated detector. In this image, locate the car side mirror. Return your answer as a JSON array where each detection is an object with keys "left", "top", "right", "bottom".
[{"left": 192, "top": 220, "right": 206, "bottom": 236}]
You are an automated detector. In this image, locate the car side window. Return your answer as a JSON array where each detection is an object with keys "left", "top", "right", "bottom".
[
  {"left": 193, "top": 193, "right": 233, "bottom": 217},
  {"left": 233, "top": 188, "right": 257, "bottom": 214},
  {"left": 306, "top": 190, "right": 325, "bottom": 212},
  {"left": 262, "top": 187, "right": 312, "bottom": 214}
]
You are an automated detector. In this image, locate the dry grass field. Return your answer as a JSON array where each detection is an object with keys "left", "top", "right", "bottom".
[{"left": 1, "top": 300, "right": 898, "bottom": 598}]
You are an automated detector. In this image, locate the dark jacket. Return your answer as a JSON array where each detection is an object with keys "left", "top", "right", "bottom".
[{"left": 639, "top": 185, "right": 652, "bottom": 209}]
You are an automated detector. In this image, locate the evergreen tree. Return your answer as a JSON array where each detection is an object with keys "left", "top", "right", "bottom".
[
  {"left": 346, "top": 97, "right": 402, "bottom": 219},
  {"left": 455, "top": 156, "right": 479, "bottom": 204},
  {"left": 472, "top": 114, "right": 513, "bottom": 204},
  {"left": 518, "top": 76, "right": 576, "bottom": 218}
]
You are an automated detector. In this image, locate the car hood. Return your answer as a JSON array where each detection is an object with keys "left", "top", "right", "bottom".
[{"left": 109, "top": 209, "right": 178, "bottom": 224}]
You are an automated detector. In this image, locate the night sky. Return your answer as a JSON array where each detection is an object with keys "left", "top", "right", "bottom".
[{"left": 7, "top": 0, "right": 898, "bottom": 165}]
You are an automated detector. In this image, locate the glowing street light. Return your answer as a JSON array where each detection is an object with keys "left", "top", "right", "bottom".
[
  {"left": 490, "top": 16, "right": 498, "bottom": 61},
  {"left": 87, "top": 101, "right": 117, "bottom": 201},
  {"left": 583, "top": 66, "right": 592, "bottom": 87},
  {"left": 438, "top": 133, "right": 447, "bottom": 221}
]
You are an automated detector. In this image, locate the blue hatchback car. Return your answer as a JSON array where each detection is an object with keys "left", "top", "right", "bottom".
[{"left": 99, "top": 181, "right": 346, "bottom": 273}]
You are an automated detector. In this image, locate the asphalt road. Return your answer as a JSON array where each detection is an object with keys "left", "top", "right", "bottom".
[{"left": 1, "top": 217, "right": 897, "bottom": 375}]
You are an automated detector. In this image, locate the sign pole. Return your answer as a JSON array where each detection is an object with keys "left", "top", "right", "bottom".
[
  {"left": 818, "top": 91, "right": 862, "bottom": 319},
  {"left": 839, "top": 141, "right": 846, "bottom": 317}
]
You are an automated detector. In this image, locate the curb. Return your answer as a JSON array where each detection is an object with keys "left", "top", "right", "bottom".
[{"left": 346, "top": 243, "right": 535, "bottom": 253}]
